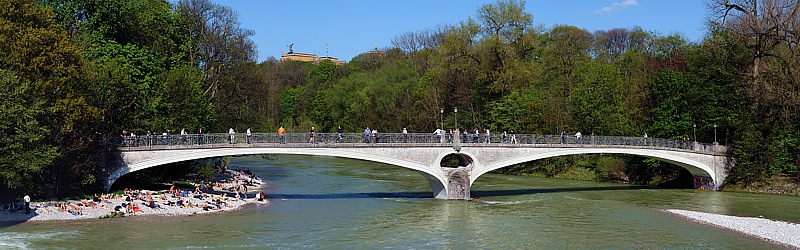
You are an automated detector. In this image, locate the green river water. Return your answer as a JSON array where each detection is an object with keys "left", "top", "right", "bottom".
[{"left": 1, "top": 155, "right": 798, "bottom": 249}]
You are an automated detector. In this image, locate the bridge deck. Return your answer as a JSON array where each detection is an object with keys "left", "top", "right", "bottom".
[{"left": 115, "top": 133, "right": 726, "bottom": 156}]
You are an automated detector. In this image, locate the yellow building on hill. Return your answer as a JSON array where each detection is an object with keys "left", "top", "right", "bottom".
[{"left": 280, "top": 44, "right": 344, "bottom": 65}]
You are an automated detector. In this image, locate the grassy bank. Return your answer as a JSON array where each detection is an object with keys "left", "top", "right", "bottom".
[
  {"left": 721, "top": 175, "right": 800, "bottom": 196},
  {"left": 493, "top": 155, "right": 680, "bottom": 186},
  {"left": 516, "top": 167, "right": 608, "bottom": 182}
]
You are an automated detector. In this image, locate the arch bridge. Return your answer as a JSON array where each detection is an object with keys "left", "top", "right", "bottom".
[{"left": 111, "top": 132, "right": 731, "bottom": 199}]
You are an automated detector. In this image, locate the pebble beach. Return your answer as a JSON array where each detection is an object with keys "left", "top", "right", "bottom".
[
  {"left": 666, "top": 209, "right": 800, "bottom": 249},
  {"left": 0, "top": 169, "right": 266, "bottom": 223}
]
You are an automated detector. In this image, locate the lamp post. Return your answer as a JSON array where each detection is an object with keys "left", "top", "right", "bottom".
[
  {"left": 693, "top": 123, "right": 696, "bottom": 142},
  {"left": 439, "top": 108, "right": 444, "bottom": 130},
  {"left": 714, "top": 124, "right": 717, "bottom": 144},
  {"left": 454, "top": 107, "right": 458, "bottom": 131},
  {"left": 440, "top": 108, "right": 445, "bottom": 143}
]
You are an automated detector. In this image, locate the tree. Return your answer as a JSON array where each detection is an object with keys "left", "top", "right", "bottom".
[
  {"left": 392, "top": 31, "right": 422, "bottom": 55},
  {"left": 434, "top": 19, "right": 483, "bottom": 128},
  {"left": 570, "top": 61, "right": 630, "bottom": 135},
  {"left": 707, "top": 0, "right": 799, "bottom": 88},
  {"left": 84, "top": 40, "right": 164, "bottom": 131},
  {"left": 593, "top": 28, "right": 630, "bottom": 61},
  {"left": 154, "top": 65, "right": 214, "bottom": 131},
  {"left": 177, "top": 0, "right": 256, "bottom": 106},
  {"left": 1, "top": 0, "right": 99, "bottom": 197},
  {"left": 0, "top": 70, "right": 59, "bottom": 191},
  {"left": 645, "top": 70, "right": 696, "bottom": 139},
  {"left": 391, "top": 25, "right": 451, "bottom": 55},
  {"left": 477, "top": 0, "right": 532, "bottom": 42},
  {"left": 475, "top": 0, "right": 534, "bottom": 96},
  {"left": 707, "top": 0, "right": 800, "bottom": 131},
  {"left": 707, "top": 0, "right": 800, "bottom": 184},
  {"left": 537, "top": 25, "right": 594, "bottom": 131}
]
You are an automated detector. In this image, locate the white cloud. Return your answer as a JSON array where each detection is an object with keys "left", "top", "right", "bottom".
[
  {"left": 594, "top": 0, "right": 639, "bottom": 15},
  {"left": 612, "top": 0, "right": 639, "bottom": 7},
  {"left": 594, "top": 6, "right": 615, "bottom": 14}
]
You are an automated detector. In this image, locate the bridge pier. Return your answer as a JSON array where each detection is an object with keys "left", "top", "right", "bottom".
[
  {"left": 442, "top": 131, "right": 471, "bottom": 200},
  {"left": 445, "top": 169, "right": 471, "bottom": 199}
]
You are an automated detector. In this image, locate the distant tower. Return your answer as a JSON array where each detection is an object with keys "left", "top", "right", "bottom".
[{"left": 368, "top": 43, "right": 385, "bottom": 57}]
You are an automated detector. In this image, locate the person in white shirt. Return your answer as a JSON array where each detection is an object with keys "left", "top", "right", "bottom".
[
  {"left": 510, "top": 130, "right": 518, "bottom": 144},
  {"left": 180, "top": 128, "right": 187, "bottom": 144},
  {"left": 23, "top": 194, "right": 30, "bottom": 214},
  {"left": 229, "top": 128, "right": 235, "bottom": 144},
  {"left": 246, "top": 127, "right": 252, "bottom": 144}
]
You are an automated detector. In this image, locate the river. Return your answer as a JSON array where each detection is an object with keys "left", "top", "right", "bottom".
[{"left": 1, "top": 155, "right": 798, "bottom": 249}]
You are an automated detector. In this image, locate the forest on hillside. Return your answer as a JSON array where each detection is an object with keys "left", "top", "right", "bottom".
[{"left": 1, "top": 0, "right": 798, "bottom": 198}]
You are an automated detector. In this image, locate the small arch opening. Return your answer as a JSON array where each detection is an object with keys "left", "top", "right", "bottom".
[{"left": 440, "top": 153, "right": 473, "bottom": 168}]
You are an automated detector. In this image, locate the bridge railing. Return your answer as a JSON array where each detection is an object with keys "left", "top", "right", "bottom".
[
  {"left": 114, "top": 133, "right": 445, "bottom": 147},
  {"left": 115, "top": 132, "right": 723, "bottom": 154}
]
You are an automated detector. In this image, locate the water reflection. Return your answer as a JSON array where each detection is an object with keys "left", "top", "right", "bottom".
[
  {"left": 263, "top": 192, "right": 431, "bottom": 199},
  {"left": 473, "top": 185, "right": 652, "bottom": 198}
]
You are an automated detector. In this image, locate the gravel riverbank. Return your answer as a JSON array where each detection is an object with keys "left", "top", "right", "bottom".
[
  {"left": 0, "top": 169, "right": 266, "bottom": 223},
  {"left": 666, "top": 209, "right": 800, "bottom": 249}
]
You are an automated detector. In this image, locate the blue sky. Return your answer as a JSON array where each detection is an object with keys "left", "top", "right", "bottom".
[{"left": 213, "top": 0, "right": 708, "bottom": 62}]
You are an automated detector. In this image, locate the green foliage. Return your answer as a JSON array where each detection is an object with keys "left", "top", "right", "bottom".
[
  {"left": 281, "top": 86, "right": 304, "bottom": 126},
  {"left": 767, "top": 129, "right": 800, "bottom": 175},
  {"left": 728, "top": 123, "right": 769, "bottom": 184},
  {"left": 485, "top": 89, "right": 545, "bottom": 133},
  {"left": 308, "top": 59, "right": 337, "bottom": 84},
  {"left": 1, "top": 0, "right": 101, "bottom": 197},
  {"left": 645, "top": 70, "right": 695, "bottom": 139},
  {"left": 99, "top": 211, "right": 126, "bottom": 219},
  {"left": 194, "top": 161, "right": 215, "bottom": 181},
  {"left": 570, "top": 61, "right": 634, "bottom": 135},
  {"left": 153, "top": 65, "right": 213, "bottom": 131},
  {"left": 173, "top": 181, "right": 195, "bottom": 189},
  {"left": 0, "top": 70, "right": 59, "bottom": 190},
  {"left": 0, "top": 0, "right": 82, "bottom": 91},
  {"left": 83, "top": 39, "right": 168, "bottom": 132},
  {"left": 315, "top": 58, "right": 421, "bottom": 132}
]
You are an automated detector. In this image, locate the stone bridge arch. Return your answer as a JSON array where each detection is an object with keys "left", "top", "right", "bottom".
[
  {"left": 111, "top": 143, "right": 730, "bottom": 200},
  {"left": 111, "top": 147, "right": 451, "bottom": 198},
  {"left": 470, "top": 148, "right": 725, "bottom": 188}
]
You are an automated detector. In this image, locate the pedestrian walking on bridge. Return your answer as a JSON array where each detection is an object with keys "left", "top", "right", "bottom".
[
  {"left": 278, "top": 126, "right": 286, "bottom": 144},
  {"left": 309, "top": 127, "right": 315, "bottom": 143},
  {"left": 246, "top": 127, "right": 252, "bottom": 144}
]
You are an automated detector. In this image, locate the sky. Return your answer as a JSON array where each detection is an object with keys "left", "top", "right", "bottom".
[{"left": 213, "top": 0, "right": 708, "bottom": 63}]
